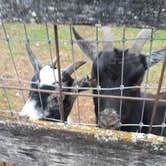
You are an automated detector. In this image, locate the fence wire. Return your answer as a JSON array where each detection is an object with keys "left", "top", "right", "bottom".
[{"left": 0, "top": 23, "right": 166, "bottom": 136}]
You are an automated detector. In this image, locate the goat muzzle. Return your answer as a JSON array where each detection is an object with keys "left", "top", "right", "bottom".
[{"left": 98, "top": 108, "right": 120, "bottom": 130}]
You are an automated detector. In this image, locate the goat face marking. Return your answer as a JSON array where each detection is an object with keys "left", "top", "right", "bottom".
[{"left": 39, "top": 65, "right": 59, "bottom": 87}]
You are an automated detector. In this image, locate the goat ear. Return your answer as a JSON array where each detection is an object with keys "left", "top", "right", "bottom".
[
  {"left": 145, "top": 48, "right": 166, "bottom": 68},
  {"left": 26, "top": 44, "right": 44, "bottom": 73}
]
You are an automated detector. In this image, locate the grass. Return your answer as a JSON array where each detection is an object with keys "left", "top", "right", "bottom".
[
  {"left": 0, "top": 23, "right": 165, "bottom": 77},
  {"left": 0, "top": 23, "right": 165, "bottom": 114},
  {"left": 0, "top": 23, "right": 165, "bottom": 56}
]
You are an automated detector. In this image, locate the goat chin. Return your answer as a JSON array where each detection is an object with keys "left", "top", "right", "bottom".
[
  {"left": 20, "top": 97, "right": 74, "bottom": 123},
  {"left": 19, "top": 98, "right": 44, "bottom": 120}
]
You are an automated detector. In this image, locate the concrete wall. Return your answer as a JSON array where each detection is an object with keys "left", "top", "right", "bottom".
[
  {"left": 0, "top": 0, "right": 166, "bottom": 28},
  {"left": 0, "top": 117, "right": 166, "bottom": 166}
]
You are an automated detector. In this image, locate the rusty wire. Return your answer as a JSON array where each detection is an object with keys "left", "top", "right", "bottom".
[
  {"left": 139, "top": 29, "right": 154, "bottom": 133},
  {"left": 70, "top": 25, "right": 81, "bottom": 123},
  {"left": 1, "top": 85, "right": 166, "bottom": 103},
  {"left": 149, "top": 53, "right": 166, "bottom": 133},
  {"left": 54, "top": 25, "right": 65, "bottom": 122}
]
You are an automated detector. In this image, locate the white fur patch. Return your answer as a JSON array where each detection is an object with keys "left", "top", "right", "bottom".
[
  {"left": 19, "top": 98, "right": 44, "bottom": 120},
  {"left": 39, "top": 65, "right": 59, "bottom": 87},
  {"left": 20, "top": 66, "right": 66, "bottom": 120},
  {"left": 67, "top": 116, "right": 73, "bottom": 124}
]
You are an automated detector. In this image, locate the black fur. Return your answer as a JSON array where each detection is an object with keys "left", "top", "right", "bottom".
[{"left": 92, "top": 49, "right": 166, "bottom": 136}]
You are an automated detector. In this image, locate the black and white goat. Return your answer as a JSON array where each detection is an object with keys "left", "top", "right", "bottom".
[
  {"left": 19, "top": 44, "right": 90, "bottom": 121},
  {"left": 73, "top": 27, "right": 166, "bottom": 136}
]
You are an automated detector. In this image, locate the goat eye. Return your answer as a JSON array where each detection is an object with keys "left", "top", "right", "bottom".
[
  {"left": 91, "top": 77, "right": 97, "bottom": 86},
  {"left": 91, "top": 77, "right": 96, "bottom": 82}
]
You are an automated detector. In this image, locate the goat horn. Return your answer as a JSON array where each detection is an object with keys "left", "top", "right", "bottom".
[
  {"left": 64, "top": 61, "right": 86, "bottom": 75},
  {"left": 102, "top": 26, "right": 113, "bottom": 51},
  {"left": 72, "top": 27, "right": 98, "bottom": 61},
  {"left": 50, "top": 57, "right": 57, "bottom": 69},
  {"left": 26, "top": 43, "right": 44, "bottom": 73},
  {"left": 129, "top": 29, "right": 152, "bottom": 56},
  {"left": 145, "top": 48, "right": 166, "bottom": 68}
]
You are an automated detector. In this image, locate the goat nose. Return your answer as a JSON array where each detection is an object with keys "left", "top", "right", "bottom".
[{"left": 99, "top": 108, "right": 120, "bottom": 129}]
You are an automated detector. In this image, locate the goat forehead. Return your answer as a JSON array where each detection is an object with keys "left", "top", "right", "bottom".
[
  {"left": 39, "top": 65, "right": 59, "bottom": 86},
  {"left": 99, "top": 52, "right": 140, "bottom": 70}
]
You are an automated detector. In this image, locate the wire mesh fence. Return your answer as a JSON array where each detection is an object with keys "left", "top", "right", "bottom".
[{"left": 0, "top": 23, "right": 166, "bottom": 136}]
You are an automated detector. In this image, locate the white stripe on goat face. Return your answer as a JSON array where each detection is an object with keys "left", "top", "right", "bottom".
[
  {"left": 39, "top": 65, "right": 59, "bottom": 87},
  {"left": 20, "top": 65, "right": 60, "bottom": 120}
]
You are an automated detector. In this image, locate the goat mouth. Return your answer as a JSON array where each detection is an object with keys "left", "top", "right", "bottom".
[{"left": 98, "top": 109, "right": 120, "bottom": 130}]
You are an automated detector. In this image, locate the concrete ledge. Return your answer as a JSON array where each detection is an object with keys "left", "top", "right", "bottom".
[{"left": 0, "top": 117, "right": 165, "bottom": 165}]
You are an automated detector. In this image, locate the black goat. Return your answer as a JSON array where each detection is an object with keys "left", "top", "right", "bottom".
[
  {"left": 73, "top": 27, "right": 166, "bottom": 136},
  {"left": 19, "top": 44, "right": 90, "bottom": 122}
]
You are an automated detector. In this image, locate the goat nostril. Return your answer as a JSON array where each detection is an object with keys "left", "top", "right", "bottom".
[{"left": 20, "top": 115, "right": 29, "bottom": 120}]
